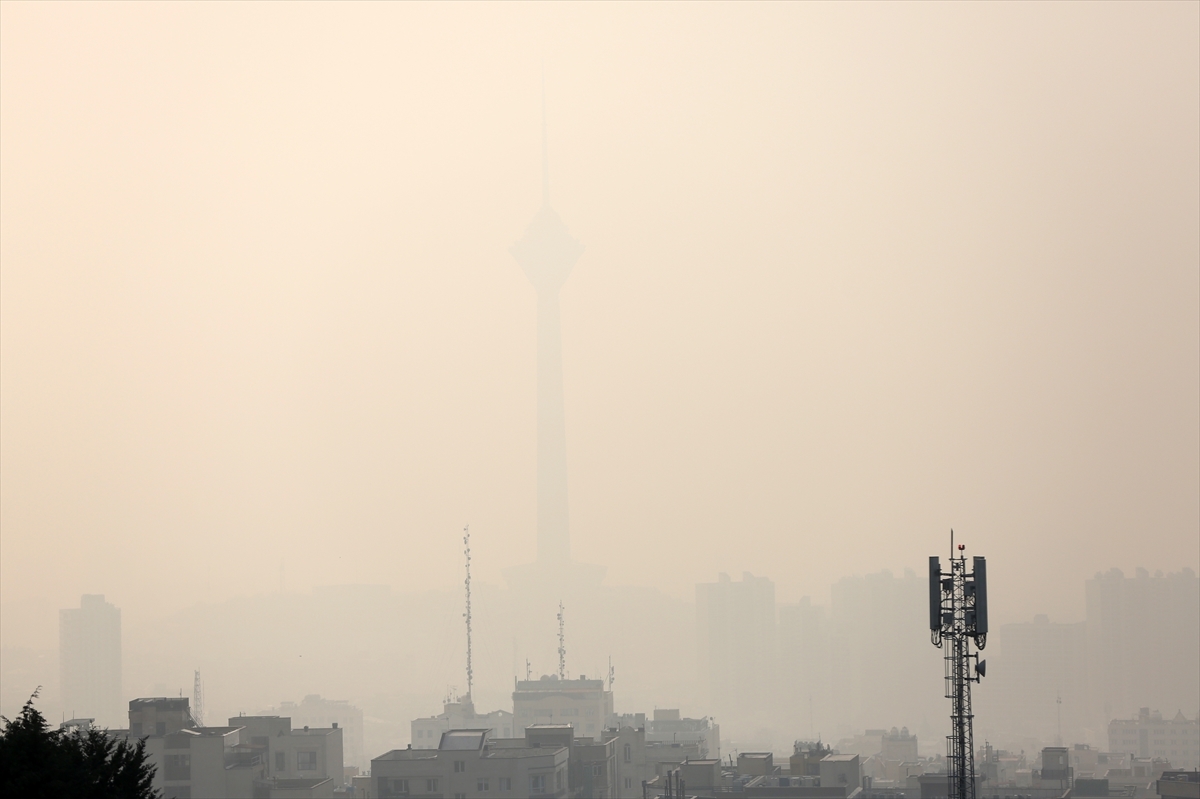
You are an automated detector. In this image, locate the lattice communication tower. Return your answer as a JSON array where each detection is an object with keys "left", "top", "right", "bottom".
[
  {"left": 557, "top": 601, "right": 566, "bottom": 680},
  {"left": 929, "top": 534, "right": 988, "bottom": 799},
  {"left": 463, "top": 524, "right": 473, "bottom": 701},
  {"left": 192, "top": 670, "right": 205, "bottom": 727}
]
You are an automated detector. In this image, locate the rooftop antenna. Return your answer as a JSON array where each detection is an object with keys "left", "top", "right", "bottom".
[
  {"left": 557, "top": 600, "right": 566, "bottom": 680},
  {"left": 607, "top": 656, "right": 615, "bottom": 691},
  {"left": 463, "top": 524, "right": 473, "bottom": 701},
  {"left": 1056, "top": 690, "right": 1062, "bottom": 746},
  {"left": 192, "top": 670, "right": 205, "bottom": 727},
  {"left": 525, "top": 659, "right": 532, "bottom": 681}
]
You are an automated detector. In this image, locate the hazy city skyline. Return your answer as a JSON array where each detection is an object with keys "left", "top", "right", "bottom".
[{"left": 1, "top": 1, "right": 1197, "bottom": 768}]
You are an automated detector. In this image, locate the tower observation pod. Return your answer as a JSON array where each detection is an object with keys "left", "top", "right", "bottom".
[{"left": 929, "top": 535, "right": 988, "bottom": 799}]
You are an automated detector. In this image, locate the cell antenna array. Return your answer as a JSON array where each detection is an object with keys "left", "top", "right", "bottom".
[
  {"left": 192, "top": 670, "right": 205, "bottom": 727},
  {"left": 929, "top": 532, "right": 988, "bottom": 799},
  {"left": 557, "top": 600, "right": 566, "bottom": 680},
  {"left": 463, "top": 525, "right": 473, "bottom": 701}
]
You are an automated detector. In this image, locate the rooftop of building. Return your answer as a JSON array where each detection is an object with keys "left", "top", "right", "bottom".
[
  {"left": 374, "top": 742, "right": 565, "bottom": 762},
  {"left": 291, "top": 726, "right": 340, "bottom": 736},
  {"left": 440, "top": 730, "right": 488, "bottom": 750},
  {"left": 174, "top": 726, "right": 243, "bottom": 737},
  {"left": 129, "top": 697, "right": 190, "bottom": 710},
  {"left": 259, "top": 778, "right": 333, "bottom": 789},
  {"left": 483, "top": 747, "right": 567, "bottom": 760},
  {"left": 515, "top": 675, "right": 606, "bottom": 691},
  {"left": 374, "top": 749, "right": 441, "bottom": 762},
  {"left": 822, "top": 754, "right": 861, "bottom": 763}
]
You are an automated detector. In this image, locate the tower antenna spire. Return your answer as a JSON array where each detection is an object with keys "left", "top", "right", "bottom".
[
  {"left": 557, "top": 600, "right": 566, "bottom": 680},
  {"left": 541, "top": 68, "right": 549, "bottom": 207},
  {"left": 464, "top": 524, "right": 473, "bottom": 701}
]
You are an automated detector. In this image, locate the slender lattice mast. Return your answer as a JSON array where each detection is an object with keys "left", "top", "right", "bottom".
[
  {"left": 929, "top": 532, "right": 989, "bottom": 799},
  {"left": 463, "top": 525, "right": 473, "bottom": 701},
  {"left": 557, "top": 601, "right": 566, "bottom": 680},
  {"left": 192, "top": 670, "right": 205, "bottom": 727}
]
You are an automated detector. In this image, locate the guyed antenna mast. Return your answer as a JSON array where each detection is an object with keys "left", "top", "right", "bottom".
[
  {"left": 557, "top": 600, "right": 566, "bottom": 680},
  {"left": 463, "top": 524, "right": 473, "bottom": 701}
]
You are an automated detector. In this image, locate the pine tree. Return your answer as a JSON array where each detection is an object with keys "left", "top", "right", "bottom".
[{"left": 0, "top": 689, "right": 159, "bottom": 799}]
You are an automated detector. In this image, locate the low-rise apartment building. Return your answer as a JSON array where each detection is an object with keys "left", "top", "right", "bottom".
[
  {"left": 372, "top": 728, "right": 570, "bottom": 799},
  {"left": 513, "top": 675, "right": 613, "bottom": 739},
  {"left": 411, "top": 697, "right": 515, "bottom": 749}
]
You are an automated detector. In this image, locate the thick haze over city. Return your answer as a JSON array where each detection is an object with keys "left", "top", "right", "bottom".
[{"left": 1, "top": 0, "right": 1197, "bottom": 776}]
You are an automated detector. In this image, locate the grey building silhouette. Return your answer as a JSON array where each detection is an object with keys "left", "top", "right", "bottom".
[{"left": 60, "top": 593, "right": 122, "bottom": 728}]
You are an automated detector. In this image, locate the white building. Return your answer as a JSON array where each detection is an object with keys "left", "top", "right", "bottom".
[
  {"left": 513, "top": 675, "right": 613, "bottom": 739},
  {"left": 372, "top": 728, "right": 569, "bottom": 799},
  {"left": 110, "top": 698, "right": 344, "bottom": 798},
  {"left": 411, "top": 697, "right": 515, "bottom": 750},
  {"left": 265, "top": 694, "right": 365, "bottom": 772},
  {"left": 1109, "top": 709, "right": 1200, "bottom": 769}
]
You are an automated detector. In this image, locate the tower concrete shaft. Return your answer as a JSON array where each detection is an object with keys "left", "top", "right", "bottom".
[{"left": 510, "top": 172, "right": 582, "bottom": 565}]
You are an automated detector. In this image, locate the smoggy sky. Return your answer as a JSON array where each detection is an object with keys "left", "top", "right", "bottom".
[{"left": 2, "top": 1, "right": 1197, "bottom": 650}]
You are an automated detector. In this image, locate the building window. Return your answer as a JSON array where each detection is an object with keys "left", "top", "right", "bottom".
[
  {"left": 557, "top": 769, "right": 564, "bottom": 790},
  {"left": 275, "top": 751, "right": 286, "bottom": 772},
  {"left": 393, "top": 779, "right": 409, "bottom": 794},
  {"left": 625, "top": 777, "right": 632, "bottom": 789},
  {"left": 164, "top": 753, "right": 191, "bottom": 781},
  {"left": 530, "top": 775, "right": 546, "bottom": 794},
  {"left": 592, "top": 765, "right": 601, "bottom": 777},
  {"left": 478, "top": 778, "right": 489, "bottom": 791},
  {"left": 624, "top": 744, "right": 631, "bottom": 763},
  {"left": 454, "top": 760, "right": 466, "bottom": 773},
  {"left": 297, "top": 751, "right": 318, "bottom": 771},
  {"left": 426, "top": 779, "right": 438, "bottom": 792},
  {"left": 499, "top": 777, "right": 511, "bottom": 791}
]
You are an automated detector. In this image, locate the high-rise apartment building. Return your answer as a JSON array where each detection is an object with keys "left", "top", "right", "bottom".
[
  {"left": 1086, "top": 568, "right": 1199, "bottom": 724},
  {"left": 60, "top": 594, "right": 122, "bottom": 727},
  {"left": 696, "top": 572, "right": 776, "bottom": 719}
]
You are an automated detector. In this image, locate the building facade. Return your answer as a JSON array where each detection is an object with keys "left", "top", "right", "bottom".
[
  {"left": 1109, "top": 709, "right": 1200, "bottom": 769},
  {"left": 60, "top": 594, "right": 122, "bottom": 728},
  {"left": 372, "top": 729, "right": 570, "bottom": 799},
  {"left": 412, "top": 698, "right": 515, "bottom": 750},
  {"left": 111, "top": 698, "right": 344, "bottom": 799},
  {"left": 696, "top": 572, "right": 776, "bottom": 720},
  {"left": 513, "top": 676, "right": 613, "bottom": 739}
]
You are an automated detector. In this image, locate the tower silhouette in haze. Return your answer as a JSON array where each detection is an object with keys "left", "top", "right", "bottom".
[{"left": 506, "top": 91, "right": 602, "bottom": 587}]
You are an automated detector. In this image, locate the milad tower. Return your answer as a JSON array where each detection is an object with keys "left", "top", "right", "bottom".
[{"left": 505, "top": 93, "right": 604, "bottom": 591}]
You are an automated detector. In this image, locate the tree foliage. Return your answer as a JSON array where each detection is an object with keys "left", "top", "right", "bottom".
[{"left": 0, "top": 689, "right": 160, "bottom": 799}]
